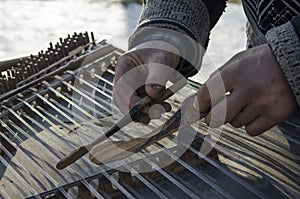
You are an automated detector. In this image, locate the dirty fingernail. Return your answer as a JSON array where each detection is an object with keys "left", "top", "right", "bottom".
[{"left": 151, "top": 84, "right": 164, "bottom": 90}]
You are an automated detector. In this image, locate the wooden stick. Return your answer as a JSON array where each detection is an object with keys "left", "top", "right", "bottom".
[
  {"left": 56, "top": 78, "right": 187, "bottom": 169},
  {"left": 89, "top": 94, "right": 206, "bottom": 165}
]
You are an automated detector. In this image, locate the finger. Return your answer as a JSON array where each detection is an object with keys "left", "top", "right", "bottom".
[
  {"left": 114, "top": 53, "right": 142, "bottom": 85},
  {"left": 136, "top": 114, "right": 151, "bottom": 124},
  {"left": 136, "top": 85, "right": 147, "bottom": 98},
  {"left": 195, "top": 68, "right": 234, "bottom": 114},
  {"left": 204, "top": 100, "right": 226, "bottom": 128},
  {"left": 113, "top": 54, "right": 144, "bottom": 113},
  {"left": 113, "top": 82, "right": 139, "bottom": 113},
  {"left": 162, "top": 102, "right": 172, "bottom": 112},
  {"left": 145, "top": 64, "right": 173, "bottom": 99},
  {"left": 205, "top": 91, "right": 247, "bottom": 128},
  {"left": 230, "top": 103, "right": 260, "bottom": 128},
  {"left": 114, "top": 56, "right": 149, "bottom": 114},
  {"left": 130, "top": 98, "right": 152, "bottom": 123},
  {"left": 148, "top": 103, "right": 172, "bottom": 119},
  {"left": 132, "top": 101, "right": 171, "bottom": 122},
  {"left": 142, "top": 102, "right": 171, "bottom": 119},
  {"left": 245, "top": 116, "right": 274, "bottom": 136}
]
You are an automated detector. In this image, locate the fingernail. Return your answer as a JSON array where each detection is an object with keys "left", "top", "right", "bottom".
[
  {"left": 151, "top": 84, "right": 164, "bottom": 90},
  {"left": 193, "top": 96, "right": 199, "bottom": 111}
]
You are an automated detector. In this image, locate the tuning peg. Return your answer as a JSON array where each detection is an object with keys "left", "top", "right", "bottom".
[
  {"left": 15, "top": 70, "right": 22, "bottom": 82},
  {"left": 49, "top": 42, "right": 53, "bottom": 50},
  {"left": 85, "top": 32, "right": 90, "bottom": 43},
  {"left": 91, "top": 32, "right": 96, "bottom": 45},
  {"left": 0, "top": 79, "right": 8, "bottom": 93}
]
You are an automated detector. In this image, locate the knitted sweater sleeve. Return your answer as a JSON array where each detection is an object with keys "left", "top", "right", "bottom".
[
  {"left": 128, "top": 0, "right": 226, "bottom": 77},
  {"left": 266, "top": 15, "right": 300, "bottom": 106}
]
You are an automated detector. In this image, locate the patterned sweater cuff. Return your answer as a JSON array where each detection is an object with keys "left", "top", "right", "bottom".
[
  {"left": 134, "top": 0, "right": 210, "bottom": 46},
  {"left": 266, "top": 21, "right": 300, "bottom": 106}
]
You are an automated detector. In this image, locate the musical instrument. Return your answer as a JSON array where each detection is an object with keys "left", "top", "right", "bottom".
[{"left": 0, "top": 32, "right": 299, "bottom": 199}]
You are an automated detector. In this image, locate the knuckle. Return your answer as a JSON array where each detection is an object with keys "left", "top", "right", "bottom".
[
  {"left": 115, "top": 54, "right": 132, "bottom": 78},
  {"left": 150, "top": 52, "right": 178, "bottom": 66},
  {"left": 116, "top": 53, "right": 130, "bottom": 65},
  {"left": 117, "top": 53, "right": 127, "bottom": 62},
  {"left": 150, "top": 52, "right": 166, "bottom": 62},
  {"left": 118, "top": 51, "right": 141, "bottom": 65}
]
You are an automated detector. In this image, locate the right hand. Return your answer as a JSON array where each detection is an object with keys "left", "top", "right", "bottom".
[
  {"left": 193, "top": 44, "right": 298, "bottom": 136},
  {"left": 113, "top": 41, "right": 181, "bottom": 124}
]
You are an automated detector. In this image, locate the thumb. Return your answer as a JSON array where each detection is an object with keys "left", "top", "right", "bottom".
[{"left": 145, "top": 63, "right": 173, "bottom": 99}]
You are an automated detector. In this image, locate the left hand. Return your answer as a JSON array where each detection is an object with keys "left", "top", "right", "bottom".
[{"left": 194, "top": 44, "right": 298, "bottom": 136}]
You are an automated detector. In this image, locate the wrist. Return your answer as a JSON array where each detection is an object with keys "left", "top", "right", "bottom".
[
  {"left": 266, "top": 22, "right": 300, "bottom": 106},
  {"left": 132, "top": 40, "right": 180, "bottom": 58},
  {"left": 129, "top": 27, "right": 205, "bottom": 78}
]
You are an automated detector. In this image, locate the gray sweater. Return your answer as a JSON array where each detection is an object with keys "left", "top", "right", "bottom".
[{"left": 129, "top": 0, "right": 300, "bottom": 107}]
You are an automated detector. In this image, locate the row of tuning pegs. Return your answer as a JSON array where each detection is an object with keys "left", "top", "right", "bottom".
[{"left": 0, "top": 32, "right": 96, "bottom": 95}]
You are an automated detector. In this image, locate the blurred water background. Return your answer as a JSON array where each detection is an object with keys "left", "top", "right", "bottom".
[{"left": 0, "top": 0, "right": 246, "bottom": 82}]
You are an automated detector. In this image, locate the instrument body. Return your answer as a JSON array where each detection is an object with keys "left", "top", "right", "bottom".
[{"left": 0, "top": 33, "right": 299, "bottom": 199}]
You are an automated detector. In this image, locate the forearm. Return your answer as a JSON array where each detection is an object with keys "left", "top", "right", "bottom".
[
  {"left": 129, "top": 0, "right": 226, "bottom": 77},
  {"left": 266, "top": 15, "right": 300, "bottom": 106}
]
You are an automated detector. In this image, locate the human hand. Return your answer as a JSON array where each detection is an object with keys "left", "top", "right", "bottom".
[
  {"left": 194, "top": 44, "right": 298, "bottom": 136},
  {"left": 113, "top": 41, "right": 181, "bottom": 124}
]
